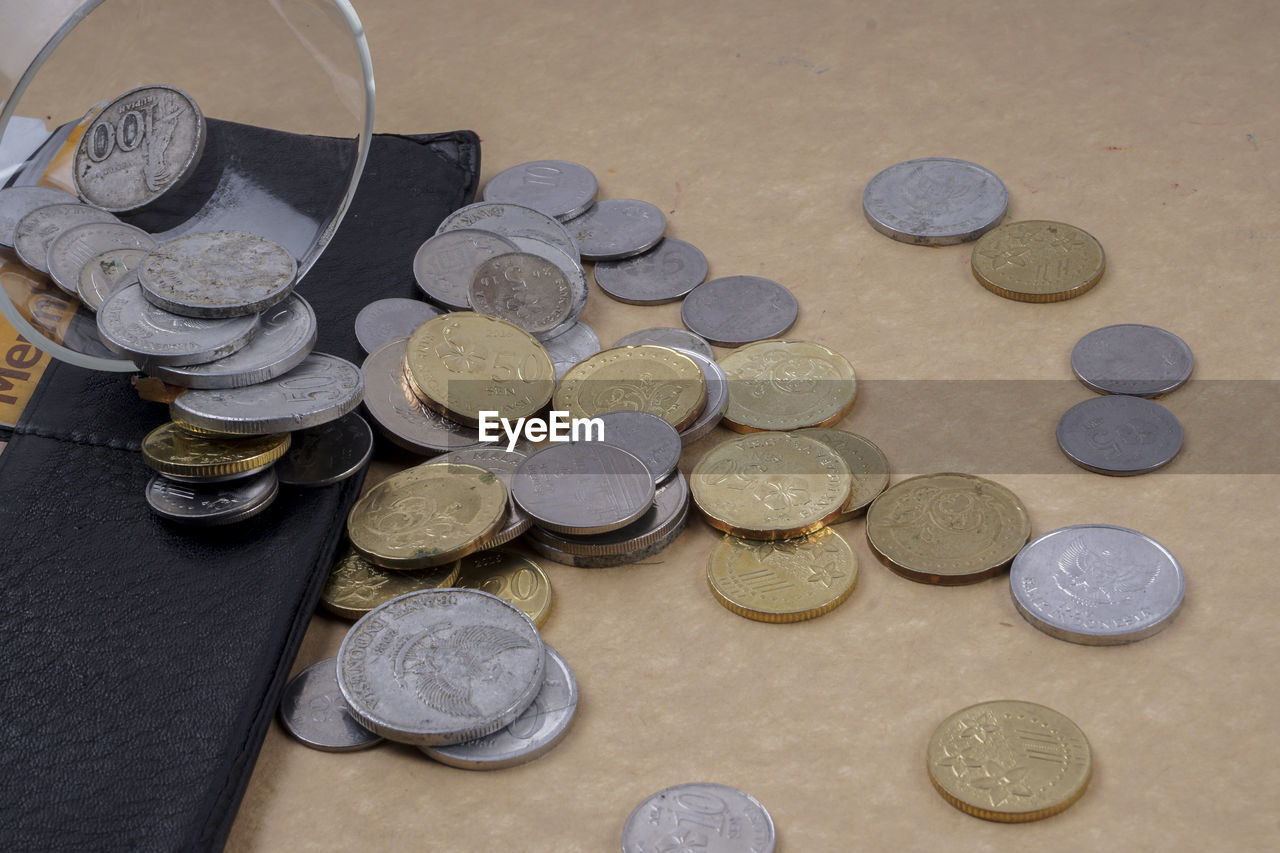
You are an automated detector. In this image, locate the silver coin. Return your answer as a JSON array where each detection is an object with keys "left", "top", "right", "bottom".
[
  {"left": 681, "top": 276, "right": 798, "bottom": 347},
  {"left": 147, "top": 294, "right": 316, "bottom": 388},
  {"left": 1071, "top": 324, "right": 1194, "bottom": 397},
  {"left": 526, "top": 498, "right": 689, "bottom": 568},
  {"left": 279, "top": 658, "right": 384, "bottom": 752},
  {"left": 468, "top": 252, "right": 575, "bottom": 337},
  {"left": 97, "top": 282, "right": 259, "bottom": 366},
  {"left": 0, "top": 186, "right": 78, "bottom": 248},
  {"left": 1010, "top": 524, "right": 1186, "bottom": 645},
  {"left": 426, "top": 447, "right": 532, "bottom": 547},
  {"left": 421, "top": 644, "right": 577, "bottom": 769},
  {"left": 46, "top": 221, "right": 156, "bottom": 296},
  {"left": 565, "top": 198, "right": 666, "bottom": 262},
  {"left": 14, "top": 202, "right": 119, "bottom": 274},
  {"left": 529, "top": 472, "right": 689, "bottom": 557},
  {"left": 413, "top": 229, "right": 519, "bottom": 311},
  {"left": 77, "top": 247, "right": 147, "bottom": 312},
  {"left": 614, "top": 327, "right": 715, "bottom": 361},
  {"left": 275, "top": 411, "right": 373, "bottom": 487},
  {"left": 436, "top": 201, "right": 579, "bottom": 262},
  {"left": 1056, "top": 395, "right": 1183, "bottom": 475},
  {"left": 574, "top": 410, "right": 681, "bottom": 483},
  {"left": 862, "top": 157, "right": 1008, "bottom": 245},
  {"left": 171, "top": 352, "right": 363, "bottom": 435},
  {"left": 336, "top": 588, "right": 546, "bottom": 747},
  {"left": 513, "top": 443, "right": 656, "bottom": 535},
  {"left": 139, "top": 231, "right": 297, "bottom": 318},
  {"left": 542, "top": 320, "right": 601, "bottom": 380},
  {"left": 145, "top": 469, "right": 278, "bottom": 526},
  {"left": 482, "top": 160, "right": 598, "bottom": 222},
  {"left": 507, "top": 235, "right": 589, "bottom": 339},
  {"left": 360, "top": 338, "right": 486, "bottom": 455},
  {"left": 354, "top": 297, "right": 442, "bottom": 354},
  {"left": 666, "top": 347, "right": 728, "bottom": 445},
  {"left": 593, "top": 238, "right": 709, "bottom": 304},
  {"left": 73, "top": 85, "right": 206, "bottom": 212},
  {"left": 621, "top": 783, "right": 777, "bottom": 853}
]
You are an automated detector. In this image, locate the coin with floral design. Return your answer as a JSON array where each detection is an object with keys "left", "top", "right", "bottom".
[
  {"left": 320, "top": 546, "right": 462, "bottom": 620},
  {"left": 707, "top": 528, "right": 857, "bottom": 622}
]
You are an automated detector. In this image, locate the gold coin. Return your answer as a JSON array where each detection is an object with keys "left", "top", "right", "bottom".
[
  {"left": 927, "top": 700, "right": 1091, "bottom": 822},
  {"left": 554, "top": 345, "right": 706, "bottom": 430},
  {"left": 718, "top": 339, "right": 856, "bottom": 432},
  {"left": 971, "top": 220, "right": 1105, "bottom": 303},
  {"left": 319, "top": 545, "right": 461, "bottom": 620},
  {"left": 706, "top": 528, "right": 857, "bottom": 623},
  {"left": 689, "top": 432, "right": 852, "bottom": 540},
  {"left": 865, "top": 473, "right": 1030, "bottom": 584},
  {"left": 346, "top": 462, "right": 507, "bottom": 569},
  {"left": 402, "top": 312, "right": 554, "bottom": 427},
  {"left": 449, "top": 549, "right": 552, "bottom": 627},
  {"left": 794, "top": 428, "right": 889, "bottom": 521},
  {"left": 141, "top": 421, "right": 290, "bottom": 481}
]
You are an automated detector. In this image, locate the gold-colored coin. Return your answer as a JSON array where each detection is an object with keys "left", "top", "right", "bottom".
[
  {"left": 141, "top": 421, "right": 290, "bottom": 481},
  {"left": 165, "top": 419, "right": 243, "bottom": 438},
  {"left": 449, "top": 549, "right": 552, "bottom": 627},
  {"left": 971, "top": 220, "right": 1105, "bottom": 303},
  {"left": 346, "top": 462, "right": 507, "bottom": 569},
  {"left": 319, "top": 546, "right": 461, "bottom": 620},
  {"left": 865, "top": 473, "right": 1030, "bottom": 584},
  {"left": 402, "top": 312, "right": 554, "bottom": 427},
  {"left": 689, "top": 432, "right": 852, "bottom": 540},
  {"left": 706, "top": 528, "right": 857, "bottom": 623},
  {"left": 794, "top": 428, "right": 888, "bottom": 521},
  {"left": 554, "top": 345, "right": 706, "bottom": 430},
  {"left": 927, "top": 700, "right": 1091, "bottom": 822},
  {"left": 718, "top": 339, "right": 856, "bottom": 432}
]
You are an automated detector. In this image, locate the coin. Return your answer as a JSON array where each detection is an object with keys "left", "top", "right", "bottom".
[
  {"left": 512, "top": 443, "right": 655, "bottom": 535},
  {"left": 1056, "top": 395, "right": 1183, "bottom": 475},
  {"left": 529, "top": 472, "right": 689, "bottom": 556},
  {"left": 554, "top": 345, "right": 707, "bottom": 431},
  {"left": 865, "top": 473, "right": 1030, "bottom": 584},
  {"left": 46, "top": 221, "right": 156, "bottom": 296},
  {"left": 1070, "top": 324, "right": 1194, "bottom": 397},
  {"left": 138, "top": 231, "right": 297, "bottom": 318},
  {"left": 573, "top": 409, "right": 681, "bottom": 483},
  {"left": 336, "top": 588, "right": 546, "bottom": 746},
  {"left": 542, "top": 320, "right": 601, "bottom": 380},
  {"left": 404, "top": 313, "right": 555, "bottom": 427},
  {"left": 707, "top": 527, "right": 858, "bottom": 623},
  {"left": 413, "top": 229, "right": 520, "bottom": 311},
  {"left": 593, "top": 238, "right": 709, "bottom": 304},
  {"left": 1010, "top": 524, "right": 1186, "bottom": 645},
  {"left": 621, "top": 783, "right": 777, "bottom": 853},
  {"left": 275, "top": 411, "right": 373, "bottom": 487},
  {"left": 0, "top": 186, "right": 78, "bottom": 248},
  {"left": 448, "top": 549, "right": 552, "bottom": 627},
  {"left": 320, "top": 546, "right": 462, "bottom": 620},
  {"left": 141, "top": 422, "right": 290, "bottom": 482},
  {"left": 468, "top": 252, "right": 574, "bottom": 336},
  {"left": 73, "top": 85, "right": 206, "bottom": 212},
  {"left": 527, "top": 497, "right": 689, "bottom": 568},
  {"left": 506, "top": 235, "right": 589, "bottom": 340},
  {"left": 690, "top": 432, "right": 852, "bottom": 540},
  {"left": 77, "top": 247, "right": 147, "bottom": 312},
  {"left": 346, "top": 462, "right": 508, "bottom": 569},
  {"left": 436, "top": 201, "right": 578, "bottom": 261},
  {"left": 354, "top": 297, "right": 442, "bottom": 354},
  {"left": 565, "top": 198, "right": 666, "bottom": 262},
  {"left": 719, "top": 339, "right": 856, "bottom": 432},
  {"left": 670, "top": 347, "right": 729, "bottom": 445},
  {"left": 279, "top": 659, "right": 383, "bottom": 752},
  {"left": 482, "top": 159, "right": 598, "bottom": 221},
  {"left": 793, "top": 428, "right": 889, "bottom": 521},
  {"left": 614, "top": 326, "right": 714, "bottom": 360},
  {"left": 97, "top": 282, "right": 259, "bottom": 366},
  {"left": 681, "top": 276, "right": 798, "bottom": 346},
  {"left": 360, "top": 338, "right": 487, "bottom": 455},
  {"left": 972, "top": 220, "right": 1105, "bottom": 302},
  {"left": 425, "top": 447, "right": 532, "bottom": 548},
  {"left": 145, "top": 469, "right": 278, "bottom": 525},
  {"left": 927, "top": 700, "right": 1091, "bottom": 822},
  {"left": 14, "top": 202, "right": 119, "bottom": 274},
  {"left": 421, "top": 643, "right": 576, "bottom": 769},
  {"left": 862, "top": 158, "right": 1008, "bottom": 245}
]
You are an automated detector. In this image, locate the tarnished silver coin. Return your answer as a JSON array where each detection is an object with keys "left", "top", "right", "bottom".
[
  {"left": 14, "top": 202, "right": 119, "bottom": 274},
  {"left": 426, "top": 447, "right": 532, "bottom": 547},
  {"left": 681, "top": 276, "right": 798, "bottom": 347},
  {"left": 512, "top": 443, "right": 655, "bottom": 535},
  {"left": 336, "top": 588, "right": 546, "bottom": 747},
  {"left": 1010, "top": 524, "right": 1186, "bottom": 645},
  {"left": 668, "top": 346, "right": 729, "bottom": 445},
  {"left": 421, "top": 644, "right": 577, "bottom": 769},
  {"left": 574, "top": 410, "right": 681, "bottom": 483},
  {"left": 275, "top": 411, "right": 373, "bottom": 487},
  {"left": 77, "top": 247, "right": 147, "bottom": 312},
  {"left": 171, "top": 352, "right": 363, "bottom": 435},
  {"left": 413, "top": 229, "right": 519, "bottom": 311},
  {"left": 279, "top": 658, "right": 384, "bottom": 752},
  {"left": 436, "top": 201, "right": 579, "bottom": 262},
  {"left": 1071, "top": 324, "right": 1194, "bottom": 397},
  {"left": 482, "top": 160, "right": 598, "bottom": 221},
  {"left": 0, "top": 186, "right": 77, "bottom": 248},
  {"left": 354, "top": 297, "right": 442, "bottom": 354},
  {"left": 46, "top": 221, "right": 156, "bottom": 296},
  {"left": 526, "top": 497, "right": 688, "bottom": 568},
  {"left": 543, "top": 320, "right": 601, "bottom": 380},
  {"left": 529, "top": 472, "right": 689, "bottom": 557},
  {"left": 468, "top": 252, "right": 575, "bottom": 337},
  {"left": 139, "top": 231, "right": 297, "bottom": 318},
  {"left": 360, "top": 338, "right": 486, "bottom": 455},
  {"left": 147, "top": 294, "right": 316, "bottom": 388},
  {"left": 593, "top": 238, "right": 709, "bottom": 304},
  {"left": 565, "top": 198, "right": 666, "bottom": 262},
  {"left": 862, "top": 157, "right": 1008, "bottom": 245},
  {"left": 507, "top": 235, "right": 589, "bottom": 339},
  {"left": 145, "top": 469, "right": 278, "bottom": 526},
  {"left": 97, "top": 282, "right": 259, "bottom": 366},
  {"left": 621, "top": 783, "right": 777, "bottom": 853},
  {"left": 73, "top": 84, "right": 206, "bottom": 212},
  {"left": 1056, "top": 395, "right": 1183, "bottom": 475},
  {"left": 614, "top": 327, "right": 715, "bottom": 361}
]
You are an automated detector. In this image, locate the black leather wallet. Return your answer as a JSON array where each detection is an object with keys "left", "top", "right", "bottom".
[{"left": 0, "top": 126, "right": 479, "bottom": 850}]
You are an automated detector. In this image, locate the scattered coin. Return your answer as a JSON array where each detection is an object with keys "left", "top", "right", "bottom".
[
  {"left": 320, "top": 546, "right": 462, "bottom": 620},
  {"left": 793, "top": 428, "right": 889, "bottom": 521},
  {"left": 972, "top": 220, "right": 1105, "bottom": 302},
  {"left": 668, "top": 346, "right": 729, "bottom": 445},
  {"left": 139, "top": 231, "right": 297, "bottom": 318},
  {"left": 707, "top": 527, "right": 858, "bottom": 623},
  {"left": 1056, "top": 394, "right": 1183, "bottom": 475},
  {"left": 97, "top": 282, "right": 259, "bottom": 367},
  {"left": 145, "top": 468, "right": 278, "bottom": 525},
  {"left": 448, "top": 549, "right": 552, "bottom": 627},
  {"left": 14, "top": 202, "right": 119, "bottom": 274},
  {"left": 621, "top": 783, "right": 776, "bottom": 853},
  {"left": 0, "top": 185, "right": 78, "bottom": 248},
  {"left": 529, "top": 472, "right": 689, "bottom": 557},
  {"left": 46, "top": 221, "right": 156, "bottom": 296},
  {"left": 141, "top": 422, "right": 290, "bottom": 483},
  {"left": 862, "top": 157, "right": 1008, "bottom": 245},
  {"left": 526, "top": 497, "right": 689, "bottom": 568},
  {"left": 468, "top": 252, "right": 575, "bottom": 337},
  {"left": 437, "top": 201, "right": 579, "bottom": 262},
  {"left": 719, "top": 339, "right": 856, "bottom": 432},
  {"left": 482, "top": 159, "right": 598, "bottom": 221},
  {"left": 279, "top": 658, "right": 384, "bottom": 752},
  {"left": 360, "top": 338, "right": 487, "bottom": 455},
  {"left": 275, "top": 411, "right": 373, "bottom": 487},
  {"left": 1070, "top": 324, "right": 1194, "bottom": 397},
  {"left": 354, "top": 297, "right": 442, "bottom": 354},
  {"left": 574, "top": 409, "right": 682, "bottom": 483},
  {"left": 77, "top": 247, "right": 147, "bottom": 312},
  {"left": 565, "top": 198, "right": 666, "bottom": 262},
  {"left": 555, "top": 344, "right": 707, "bottom": 430},
  {"left": 512, "top": 443, "right": 655, "bottom": 535},
  {"left": 542, "top": 320, "right": 601, "bottom": 380},
  {"left": 614, "top": 326, "right": 715, "bottom": 360},
  {"left": 593, "top": 237, "right": 709, "bottom": 304},
  {"left": 506, "top": 235, "right": 589, "bottom": 340},
  {"left": 426, "top": 447, "right": 532, "bottom": 548},
  {"left": 413, "top": 229, "right": 520, "bottom": 311},
  {"left": 681, "top": 275, "right": 798, "bottom": 346}
]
